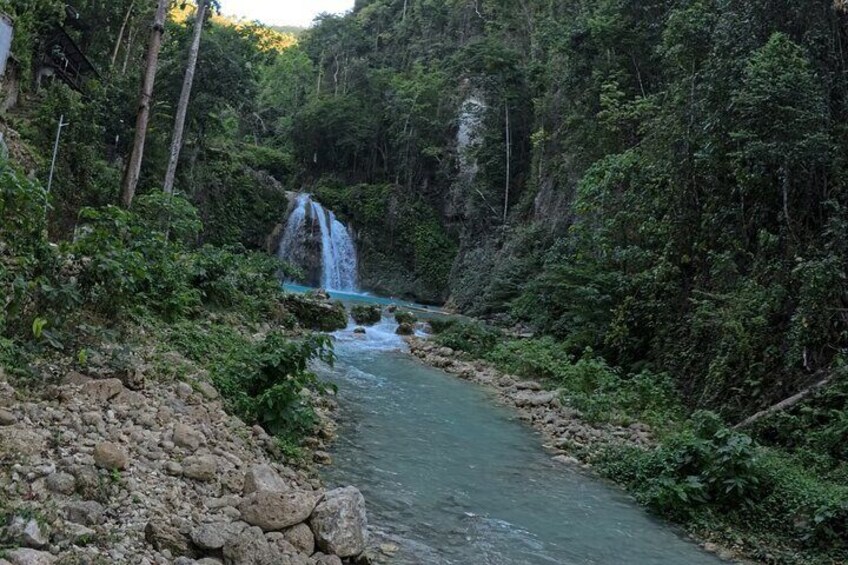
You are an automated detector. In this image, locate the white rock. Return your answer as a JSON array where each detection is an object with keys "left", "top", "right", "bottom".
[
  {"left": 243, "top": 465, "right": 288, "bottom": 495},
  {"left": 309, "top": 486, "right": 368, "bottom": 558}
]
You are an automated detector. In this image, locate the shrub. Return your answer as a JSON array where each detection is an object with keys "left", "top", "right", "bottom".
[
  {"left": 186, "top": 245, "right": 288, "bottom": 317},
  {"left": 487, "top": 339, "right": 683, "bottom": 426},
  {"left": 435, "top": 320, "right": 500, "bottom": 356},
  {"left": 607, "top": 412, "right": 763, "bottom": 520},
  {"left": 0, "top": 161, "right": 75, "bottom": 340},
  {"left": 167, "top": 323, "right": 335, "bottom": 441},
  {"left": 68, "top": 205, "right": 202, "bottom": 320},
  {"left": 427, "top": 318, "right": 457, "bottom": 334}
]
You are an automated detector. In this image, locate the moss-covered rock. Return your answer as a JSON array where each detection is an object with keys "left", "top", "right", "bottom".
[
  {"left": 394, "top": 311, "right": 417, "bottom": 325},
  {"left": 350, "top": 305, "right": 382, "bottom": 326},
  {"left": 283, "top": 294, "right": 348, "bottom": 332},
  {"left": 395, "top": 323, "right": 415, "bottom": 336}
]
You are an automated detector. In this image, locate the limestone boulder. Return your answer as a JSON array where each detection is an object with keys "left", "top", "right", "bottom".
[
  {"left": 183, "top": 455, "right": 218, "bottom": 481},
  {"left": 93, "top": 442, "right": 128, "bottom": 470},
  {"left": 3, "top": 548, "right": 56, "bottom": 565},
  {"left": 309, "top": 486, "right": 367, "bottom": 558},
  {"left": 239, "top": 490, "right": 318, "bottom": 532},
  {"left": 243, "top": 464, "right": 288, "bottom": 495}
]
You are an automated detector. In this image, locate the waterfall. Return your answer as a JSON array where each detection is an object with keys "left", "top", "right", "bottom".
[{"left": 278, "top": 194, "right": 359, "bottom": 292}]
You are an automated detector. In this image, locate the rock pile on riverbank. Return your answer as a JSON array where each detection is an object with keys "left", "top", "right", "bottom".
[
  {"left": 0, "top": 367, "right": 369, "bottom": 565},
  {"left": 406, "top": 338, "right": 654, "bottom": 464}
]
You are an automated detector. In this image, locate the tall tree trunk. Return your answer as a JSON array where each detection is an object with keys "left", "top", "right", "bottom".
[
  {"left": 120, "top": 0, "right": 168, "bottom": 208},
  {"left": 110, "top": 0, "right": 136, "bottom": 68},
  {"left": 163, "top": 0, "right": 209, "bottom": 195},
  {"left": 122, "top": 22, "right": 139, "bottom": 74},
  {"left": 503, "top": 103, "right": 511, "bottom": 225}
]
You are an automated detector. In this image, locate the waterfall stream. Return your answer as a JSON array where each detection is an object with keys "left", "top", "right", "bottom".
[{"left": 278, "top": 194, "right": 359, "bottom": 292}]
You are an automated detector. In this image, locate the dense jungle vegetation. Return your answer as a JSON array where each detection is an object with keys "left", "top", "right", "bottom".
[
  {"left": 280, "top": 0, "right": 848, "bottom": 561},
  {"left": 1, "top": 0, "right": 848, "bottom": 562}
]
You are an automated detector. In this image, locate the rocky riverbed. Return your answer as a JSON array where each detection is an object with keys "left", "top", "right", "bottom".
[{"left": 0, "top": 364, "right": 371, "bottom": 565}]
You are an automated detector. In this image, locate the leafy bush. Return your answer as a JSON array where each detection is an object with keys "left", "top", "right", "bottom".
[
  {"left": 435, "top": 320, "right": 500, "bottom": 356},
  {"left": 427, "top": 318, "right": 457, "bottom": 334},
  {"left": 166, "top": 323, "right": 334, "bottom": 441},
  {"left": 185, "top": 245, "right": 290, "bottom": 318},
  {"left": 607, "top": 412, "right": 763, "bottom": 519},
  {"left": 487, "top": 338, "right": 682, "bottom": 426},
  {"left": 249, "top": 332, "right": 335, "bottom": 438},
  {"left": 0, "top": 161, "right": 75, "bottom": 340},
  {"left": 68, "top": 205, "right": 202, "bottom": 320}
]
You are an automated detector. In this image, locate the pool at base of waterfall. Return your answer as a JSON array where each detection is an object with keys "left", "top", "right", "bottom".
[{"left": 312, "top": 315, "right": 725, "bottom": 565}]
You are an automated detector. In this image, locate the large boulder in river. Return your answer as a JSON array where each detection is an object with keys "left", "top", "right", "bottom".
[
  {"left": 309, "top": 486, "right": 368, "bottom": 558},
  {"left": 350, "top": 304, "right": 382, "bottom": 326},
  {"left": 282, "top": 294, "right": 347, "bottom": 332},
  {"left": 395, "top": 323, "right": 415, "bottom": 336},
  {"left": 394, "top": 311, "right": 417, "bottom": 325}
]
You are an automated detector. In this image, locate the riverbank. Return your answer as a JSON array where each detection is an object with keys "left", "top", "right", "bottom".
[{"left": 0, "top": 301, "right": 373, "bottom": 565}]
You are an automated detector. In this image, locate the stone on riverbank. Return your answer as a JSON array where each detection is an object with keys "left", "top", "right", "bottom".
[
  {"left": 309, "top": 486, "right": 368, "bottom": 558},
  {"left": 243, "top": 464, "right": 289, "bottom": 495},
  {"left": 93, "top": 442, "right": 128, "bottom": 470},
  {"left": 239, "top": 490, "right": 318, "bottom": 531}
]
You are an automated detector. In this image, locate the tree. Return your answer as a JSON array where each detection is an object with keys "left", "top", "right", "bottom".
[
  {"left": 120, "top": 0, "right": 169, "bottom": 208},
  {"left": 163, "top": 0, "right": 213, "bottom": 195}
]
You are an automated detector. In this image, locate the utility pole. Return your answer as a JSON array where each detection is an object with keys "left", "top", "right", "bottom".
[{"left": 47, "top": 114, "right": 70, "bottom": 195}]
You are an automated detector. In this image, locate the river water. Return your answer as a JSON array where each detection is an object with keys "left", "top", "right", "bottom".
[{"left": 314, "top": 312, "right": 723, "bottom": 565}]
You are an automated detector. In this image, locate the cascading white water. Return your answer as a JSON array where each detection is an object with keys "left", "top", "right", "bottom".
[{"left": 278, "top": 194, "right": 359, "bottom": 292}]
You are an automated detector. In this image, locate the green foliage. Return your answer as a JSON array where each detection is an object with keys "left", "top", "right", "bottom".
[
  {"left": 0, "top": 161, "right": 72, "bottom": 340},
  {"left": 68, "top": 204, "right": 202, "bottom": 320},
  {"left": 434, "top": 320, "right": 500, "bottom": 357},
  {"left": 250, "top": 332, "right": 335, "bottom": 438},
  {"left": 600, "top": 428, "right": 848, "bottom": 554},
  {"left": 488, "top": 339, "right": 682, "bottom": 427},
  {"left": 641, "top": 412, "right": 763, "bottom": 517},
  {"left": 165, "top": 323, "right": 334, "bottom": 441}
]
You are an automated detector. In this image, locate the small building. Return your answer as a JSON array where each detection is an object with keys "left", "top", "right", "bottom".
[{"left": 36, "top": 22, "right": 98, "bottom": 92}]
